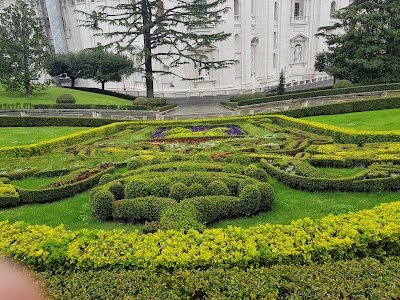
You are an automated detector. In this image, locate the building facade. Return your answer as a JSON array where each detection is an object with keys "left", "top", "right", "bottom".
[{"left": 1, "top": 0, "right": 351, "bottom": 97}]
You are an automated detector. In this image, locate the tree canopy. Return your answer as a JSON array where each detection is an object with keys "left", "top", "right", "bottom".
[
  {"left": 315, "top": 0, "right": 400, "bottom": 84},
  {"left": 0, "top": 0, "right": 49, "bottom": 96},
  {"left": 80, "top": 0, "right": 234, "bottom": 97}
]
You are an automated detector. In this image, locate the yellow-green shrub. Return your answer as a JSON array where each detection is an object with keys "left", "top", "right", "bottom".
[{"left": 0, "top": 183, "right": 20, "bottom": 207}]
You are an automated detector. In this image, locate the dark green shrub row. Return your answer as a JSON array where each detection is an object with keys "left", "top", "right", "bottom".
[
  {"left": 261, "top": 159, "right": 400, "bottom": 192},
  {"left": 269, "top": 115, "right": 400, "bottom": 144},
  {"left": 232, "top": 82, "right": 400, "bottom": 106},
  {"left": 277, "top": 96, "right": 400, "bottom": 118},
  {"left": 133, "top": 97, "right": 167, "bottom": 106},
  {"left": 64, "top": 87, "right": 137, "bottom": 101},
  {"left": 309, "top": 156, "right": 400, "bottom": 168},
  {"left": 42, "top": 257, "right": 400, "bottom": 300},
  {"left": 128, "top": 161, "right": 245, "bottom": 176},
  {"left": 31, "top": 104, "right": 148, "bottom": 110},
  {"left": 113, "top": 197, "right": 177, "bottom": 223},
  {"left": 16, "top": 168, "right": 112, "bottom": 205},
  {"left": 0, "top": 116, "right": 121, "bottom": 127}
]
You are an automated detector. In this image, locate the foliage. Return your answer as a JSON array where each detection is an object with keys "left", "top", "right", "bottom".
[
  {"left": 124, "top": 179, "right": 149, "bottom": 198},
  {"left": 256, "top": 182, "right": 275, "bottom": 211},
  {"left": 333, "top": 79, "right": 354, "bottom": 89},
  {"left": 82, "top": 49, "right": 134, "bottom": 91},
  {"left": 113, "top": 197, "right": 176, "bottom": 223},
  {"left": 315, "top": 0, "right": 400, "bottom": 84},
  {"left": 159, "top": 202, "right": 205, "bottom": 232},
  {"left": 244, "top": 165, "right": 268, "bottom": 182},
  {"left": 277, "top": 70, "right": 285, "bottom": 95},
  {"left": 207, "top": 180, "right": 230, "bottom": 196},
  {"left": 133, "top": 98, "right": 166, "bottom": 106},
  {"left": 0, "top": 0, "right": 49, "bottom": 96},
  {"left": 0, "top": 183, "right": 20, "bottom": 207},
  {"left": 127, "top": 157, "right": 145, "bottom": 170},
  {"left": 91, "top": 190, "right": 115, "bottom": 221},
  {"left": 79, "top": 0, "right": 234, "bottom": 97},
  {"left": 56, "top": 94, "right": 76, "bottom": 104},
  {"left": 168, "top": 182, "right": 188, "bottom": 202},
  {"left": 148, "top": 177, "right": 171, "bottom": 197},
  {"left": 42, "top": 257, "right": 400, "bottom": 299},
  {"left": 239, "top": 184, "right": 261, "bottom": 216},
  {"left": 0, "top": 202, "right": 400, "bottom": 271},
  {"left": 186, "top": 183, "right": 207, "bottom": 198}
]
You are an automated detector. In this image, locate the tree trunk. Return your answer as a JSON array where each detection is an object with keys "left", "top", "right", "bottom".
[
  {"left": 25, "top": 81, "right": 33, "bottom": 97},
  {"left": 71, "top": 78, "right": 76, "bottom": 88},
  {"left": 101, "top": 81, "right": 105, "bottom": 92},
  {"left": 143, "top": 0, "right": 154, "bottom": 98}
]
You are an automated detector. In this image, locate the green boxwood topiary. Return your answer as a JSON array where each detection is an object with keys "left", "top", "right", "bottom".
[
  {"left": 108, "top": 182, "right": 125, "bottom": 200},
  {"left": 98, "top": 174, "right": 114, "bottom": 186},
  {"left": 169, "top": 154, "right": 184, "bottom": 162},
  {"left": 148, "top": 177, "right": 171, "bottom": 197},
  {"left": 91, "top": 190, "right": 115, "bottom": 221},
  {"left": 0, "top": 177, "right": 10, "bottom": 184},
  {"left": 168, "top": 182, "right": 187, "bottom": 202},
  {"left": 245, "top": 165, "right": 268, "bottom": 182},
  {"left": 256, "top": 182, "right": 275, "bottom": 211},
  {"left": 56, "top": 94, "right": 76, "bottom": 104},
  {"left": 333, "top": 80, "right": 354, "bottom": 89},
  {"left": 124, "top": 179, "right": 149, "bottom": 198},
  {"left": 159, "top": 202, "right": 205, "bottom": 232},
  {"left": 239, "top": 184, "right": 261, "bottom": 216},
  {"left": 207, "top": 180, "right": 230, "bottom": 196},
  {"left": 227, "top": 154, "right": 252, "bottom": 165},
  {"left": 222, "top": 164, "right": 243, "bottom": 174},
  {"left": 112, "top": 196, "right": 176, "bottom": 223},
  {"left": 186, "top": 183, "right": 206, "bottom": 198},
  {"left": 127, "top": 157, "right": 145, "bottom": 170}
]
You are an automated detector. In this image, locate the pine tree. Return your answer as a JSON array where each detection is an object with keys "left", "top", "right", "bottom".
[
  {"left": 0, "top": 0, "right": 49, "bottom": 96},
  {"left": 277, "top": 70, "right": 285, "bottom": 95},
  {"left": 79, "top": 0, "right": 234, "bottom": 98}
]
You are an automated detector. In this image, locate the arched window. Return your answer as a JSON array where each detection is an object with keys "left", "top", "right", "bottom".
[
  {"left": 274, "top": 2, "right": 278, "bottom": 19},
  {"left": 330, "top": 1, "right": 336, "bottom": 16},
  {"left": 273, "top": 53, "right": 277, "bottom": 68},
  {"left": 273, "top": 32, "right": 277, "bottom": 48},
  {"left": 234, "top": 0, "right": 239, "bottom": 16}
]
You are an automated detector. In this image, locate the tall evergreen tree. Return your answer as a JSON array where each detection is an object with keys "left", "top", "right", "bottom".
[
  {"left": 80, "top": 0, "right": 234, "bottom": 98},
  {"left": 315, "top": 0, "right": 400, "bottom": 84},
  {"left": 0, "top": 0, "right": 49, "bottom": 96}
]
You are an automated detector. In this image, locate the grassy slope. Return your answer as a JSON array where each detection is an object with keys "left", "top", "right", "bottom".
[
  {"left": 0, "top": 85, "right": 133, "bottom": 106},
  {"left": 0, "top": 127, "right": 89, "bottom": 147},
  {"left": 303, "top": 108, "right": 400, "bottom": 131}
]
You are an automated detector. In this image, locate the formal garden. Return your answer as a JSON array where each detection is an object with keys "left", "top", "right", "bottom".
[{"left": 0, "top": 95, "right": 399, "bottom": 298}]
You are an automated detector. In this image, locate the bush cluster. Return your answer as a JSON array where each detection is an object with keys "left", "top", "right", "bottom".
[
  {"left": 133, "top": 97, "right": 167, "bottom": 107},
  {"left": 0, "top": 202, "right": 399, "bottom": 271},
  {"left": 56, "top": 94, "right": 76, "bottom": 104}
]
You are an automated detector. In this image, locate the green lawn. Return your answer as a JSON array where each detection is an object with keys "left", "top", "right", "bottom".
[
  {"left": 303, "top": 108, "right": 400, "bottom": 131},
  {"left": 0, "top": 127, "right": 89, "bottom": 147},
  {"left": 213, "top": 176, "right": 399, "bottom": 228},
  {"left": 0, "top": 85, "right": 133, "bottom": 106}
]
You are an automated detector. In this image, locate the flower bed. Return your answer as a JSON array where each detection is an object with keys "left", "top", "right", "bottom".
[{"left": 151, "top": 125, "right": 244, "bottom": 139}]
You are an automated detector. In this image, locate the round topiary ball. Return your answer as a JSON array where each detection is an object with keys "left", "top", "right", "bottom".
[
  {"left": 108, "top": 182, "right": 125, "bottom": 200},
  {"left": 168, "top": 182, "right": 187, "bottom": 201},
  {"left": 127, "top": 157, "right": 145, "bottom": 170},
  {"left": 91, "top": 190, "right": 115, "bottom": 221},
  {"left": 207, "top": 180, "right": 230, "bottom": 196},
  {"left": 124, "top": 179, "right": 149, "bottom": 198},
  {"left": 244, "top": 165, "right": 268, "bottom": 182},
  {"left": 56, "top": 94, "right": 76, "bottom": 104},
  {"left": 98, "top": 173, "right": 114, "bottom": 186},
  {"left": 186, "top": 183, "right": 206, "bottom": 198},
  {"left": 149, "top": 177, "right": 171, "bottom": 197},
  {"left": 256, "top": 182, "right": 275, "bottom": 211},
  {"left": 239, "top": 184, "right": 261, "bottom": 216},
  {"left": 333, "top": 80, "right": 354, "bottom": 89}
]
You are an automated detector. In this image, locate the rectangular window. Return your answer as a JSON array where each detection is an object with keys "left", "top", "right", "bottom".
[{"left": 294, "top": 3, "right": 300, "bottom": 16}]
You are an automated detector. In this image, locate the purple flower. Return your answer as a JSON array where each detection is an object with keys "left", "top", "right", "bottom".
[
  {"left": 151, "top": 127, "right": 170, "bottom": 139},
  {"left": 225, "top": 126, "right": 244, "bottom": 136},
  {"left": 190, "top": 126, "right": 212, "bottom": 132}
]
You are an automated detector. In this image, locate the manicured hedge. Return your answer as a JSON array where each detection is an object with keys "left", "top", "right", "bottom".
[
  {"left": 260, "top": 159, "right": 400, "bottom": 192},
  {"left": 0, "top": 121, "right": 130, "bottom": 157},
  {"left": 232, "top": 82, "right": 400, "bottom": 106},
  {"left": 0, "top": 201, "right": 399, "bottom": 271},
  {"left": 0, "top": 116, "right": 121, "bottom": 127},
  {"left": 42, "top": 257, "right": 400, "bottom": 299},
  {"left": 15, "top": 168, "right": 112, "bottom": 205},
  {"left": 269, "top": 115, "right": 400, "bottom": 144},
  {"left": 278, "top": 97, "right": 400, "bottom": 118},
  {"left": 64, "top": 87, "right": 137, "bottom": 101}
]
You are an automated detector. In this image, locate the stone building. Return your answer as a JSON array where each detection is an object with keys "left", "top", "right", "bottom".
[{"left": 1, "top": 0, "right": 351, "bottom": 97}]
